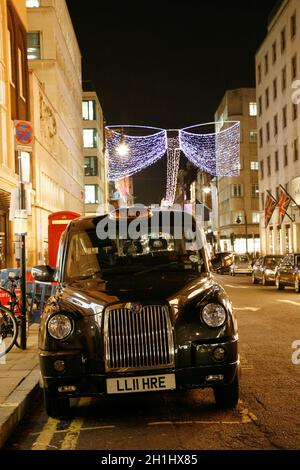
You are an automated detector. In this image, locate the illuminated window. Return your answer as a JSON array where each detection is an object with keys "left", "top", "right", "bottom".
[
  {"left": 82, "top": 100, "right": 96, "bottom": 120},
  {"left": 85, "top": 185, "right": 99, "bottom": 204},
  {"left": 83, "top": 129, "right": 98, "bottom": 148},
  {"left": 27, "top": 32, "right": 41, "bottom": 60},
  {"left": 252, "top": 212, "right": 260, "bottom": 224},
  {"left": 26, "top": 0, "right": 40, "bottom": 7},
  {"left": 249, "top": 102, "right": 257, "bottom": 116},
  {"left": 84, "top": 156, "right": 98, "bottom": 176},
  {"left": 249, "top": 130, "right": 257, "bottom": 143},
  {"left": 251, "top": 161, "right": 259, "bottom": 171},
  {"left": 251, "top": 184, "right": 259, "bottom": 197}
]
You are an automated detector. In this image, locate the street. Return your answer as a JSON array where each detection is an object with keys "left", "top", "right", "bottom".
[{"left": 4, "top": 274, "right": 300, "bottom": 450}]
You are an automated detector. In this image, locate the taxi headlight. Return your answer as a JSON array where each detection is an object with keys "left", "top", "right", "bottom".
[
  {"left": 47, "top": 314, "right": 73, "bottom": 340},
  {"left": 201, "top": 303, "right": 227, "bottom": 328}
]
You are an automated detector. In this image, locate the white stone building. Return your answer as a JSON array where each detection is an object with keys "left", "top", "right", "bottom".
[
  {"left": 215, "top": 88, "right": 260, "bottom": 255},
  {"left": 27, "top": 0, "right": 84, "bottom": 263},
  {"left": 256, "top": 0, "right": 300, "bottom": 254}
]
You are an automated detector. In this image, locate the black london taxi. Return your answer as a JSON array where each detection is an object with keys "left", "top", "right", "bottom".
[{"left": 32, "top": 208, "right": 240, "bottom": 417}]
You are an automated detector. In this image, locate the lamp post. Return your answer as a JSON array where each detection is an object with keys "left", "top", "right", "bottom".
[{"left": 236, "top": 212, "right": 248, "bottom": 254}]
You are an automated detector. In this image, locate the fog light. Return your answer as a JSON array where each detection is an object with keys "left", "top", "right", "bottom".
[
  {"left": 213, "top": 347, "right": 226, "bottom": 361},
  {"left": 53, "top": 360, "right": 65, "bottom": 372},
  {"left": 58, "top": 385, "right": 77, "bottom": 393},
  {"left": 206, "top": 374, "right": 224, "bottom": 382}
]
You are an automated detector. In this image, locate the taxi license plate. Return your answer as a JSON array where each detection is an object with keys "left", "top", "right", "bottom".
[{"left": 106, "top": 374, "right": 176, "bottom": 395}]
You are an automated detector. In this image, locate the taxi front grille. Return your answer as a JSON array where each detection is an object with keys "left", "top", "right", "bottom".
[{"left": 104, "top": 305, "right": 174, "bottom": 372}]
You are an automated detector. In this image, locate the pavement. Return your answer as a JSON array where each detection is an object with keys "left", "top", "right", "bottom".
[{"left": 0, "top": 324, "right": 40, "bottom": 449}]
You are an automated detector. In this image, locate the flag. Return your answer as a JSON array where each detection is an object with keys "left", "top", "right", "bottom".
[
  {"left": 278, "top": 188, "right": 291, "bottom": 226},
  {"left": 265, "top": 192, "right": 277, "bottom": 228}
]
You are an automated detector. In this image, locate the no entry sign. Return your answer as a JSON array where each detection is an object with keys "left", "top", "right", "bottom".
[{"left": 14, "top": 120, "right": 34, "bottom": 150}]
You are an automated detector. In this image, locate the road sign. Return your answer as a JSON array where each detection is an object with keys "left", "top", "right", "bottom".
[{"left": 14, "top": 120, "right": 34, "bottom": 151}]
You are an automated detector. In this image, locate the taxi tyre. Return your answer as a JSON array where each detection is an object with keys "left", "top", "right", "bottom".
[
  {"left": 276, "top": 276, "right": 284, "bottom": 290},
  {"left": 295, "top": 277, "right": 300, "bottom": 293},
  {"left": 213, "top": 373, "right": 239, "bottom": 409},
  {"left": 43, "top": 389, "right": 71, "bottom": 418}
]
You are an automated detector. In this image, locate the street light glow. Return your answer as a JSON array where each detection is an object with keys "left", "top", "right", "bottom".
[
  {"left": 203, "top": 186, "right": 211, "bottom": 194},
  {"left": 116, "top": 143, "right": 129, "bottom": 157}
]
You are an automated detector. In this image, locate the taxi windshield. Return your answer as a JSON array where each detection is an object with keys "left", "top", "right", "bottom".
[{"left": 64, "top": 218, "right": 207, "bottom": 283}]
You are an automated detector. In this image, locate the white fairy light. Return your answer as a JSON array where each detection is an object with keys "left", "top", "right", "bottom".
[
  {"left": 179, "top": 121, "right": 240, "bottom": 177},
  {"left": 165, "top": 135, "right": 180, "bottom": 205},
  {"left": 106, "top": 125, "right": 167, "bottom": 181}
]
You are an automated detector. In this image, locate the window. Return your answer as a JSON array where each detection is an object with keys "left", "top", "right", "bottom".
[
  {"left": 275, "top": 151, "right": 279, "bottom": 172},
  {"left": 294, "top": 138, "right": 299, "bottom": 161},
  {"left": 82, "top": 100, "right": 96, "bottom": 121},
  {"left": 249, "top": 130, "right": 257, "bottom": 143},
  {"left": 282, "top": 66, "right": 286, "bottom": 90},
  {"left": 258, "top": 64, "right": 262, "bottom": 84},
  {"left": 261, "top": 192, "right": 265, "bottom": 210},
  {"left": 252, "top": 212, "right": 260, "bottom": 224},
  {"left": 291, "top": 12, "right": 296, "bottom": 39},
  {"left": 260, "top": 161, "right": 264, "bottom": 180},
  {"left": 265, "top": 87, "right": 269, "bottom": 108},
  {"left": 293, "top": 103, "right": 298, "bottom": 121},
  {"left": 7, "top": 30, "right": 13, "bottom": 84},
  {"left": 249, "top": 102, "right": 257, "bottom": 116},
  {"left": 85, "top": 185, "right": 99, "bottom": 204},
  {"left": 252, "top": 184, "right": 259, "bottom": 197},
  {"left": 83, "top": 129, "right": 98, "bottom": 148},
  {"left": 266, "top": 122, "right": 270, "bottom": 142},
  {"left": 283, "top": 106, "right": 287, "bottom": 128},
  {"left": 267, "top": 155, "right": 271, "bottom": 176},
  {"left": 264, "top": 53, "right": 269, "bottom": 75},
  {"left": 281, "top": 27, "right": 286, "bottom": 52},
  {"left": 272, "top": 41, "right": 277, "bottom": 63},
  {"left": 27, "top": 32, "right": 41, "bottom": 60},
  {"left": 273, "top": 78, "right": 277, "bottom": 100},
  {"left": 18, "top": 48, "right": 25, "bottom": 100},
  {"left": 231, "top": 184, "right": 243, "bottom": 198},
  {"left": 259, "top": 128, "right": 263, "bottom": 148},
  {"left": 284, "top": 145, "right": 288, "bottom": 167},
  {"left": 251, "top": 161, "right": 259, "bottom": 171},
  {"left": 26, "top": 0, "right": 40, "bottom": 6},
  {"left": 274, "top": 114, "right": 278, "bottom": 136},
  {"left": 292, "top": 55, "right": 297, "bottom": 80},
  {"left": 84, "top": 156, "right": 98, "bottom": 176}
]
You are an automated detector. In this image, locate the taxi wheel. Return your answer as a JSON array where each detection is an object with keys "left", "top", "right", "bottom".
[
  {"left": 43, "top": 389, "right": 71, "bottom": 418},
  {"left": 295, "top": 278, "right": 300, "bottom": 293},
  {"left": 213, "top": 373, "right": 239, "bottom": 409},
  {"left": 276, "top": 276, "right": 284, "bottom": 290}
]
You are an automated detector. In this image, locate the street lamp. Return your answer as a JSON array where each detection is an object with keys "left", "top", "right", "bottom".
[{"left": 236, "top": 213, "right": 248, "bottom": 254}]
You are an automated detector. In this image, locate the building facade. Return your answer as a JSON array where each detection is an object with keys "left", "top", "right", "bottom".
[
  {"left": 215, "top": 88, "right": 260, "bottom": 255},
  {"left": 0, "top": 0, "right": 30, "bottom": 269},
  {"left": 83, "top": 87, "right": 108, "bottom": 215},
  {"left": 256, "top": 0, "right": 300, "bottom": 255},
  {"left": 27, "top": 0, "right": 84, "bottom": 264}
]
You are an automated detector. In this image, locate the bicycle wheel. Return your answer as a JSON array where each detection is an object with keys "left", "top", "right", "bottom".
[{"left": 0, "top": 306, "right": 18, "bottom": 358}]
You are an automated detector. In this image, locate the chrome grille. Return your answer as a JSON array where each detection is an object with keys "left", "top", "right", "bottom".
[{"left": 104, "top": 305, "right": 174, "bottom": 372}]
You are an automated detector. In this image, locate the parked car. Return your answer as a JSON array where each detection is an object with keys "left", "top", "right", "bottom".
[
  {"left": 252, "top": 255, "right": 284, "bottom": 286},
  {"left": 32, "top": 208, "right": 240, "bottom": 417},
  {"left": 211, "top": 252, "right": 234, "bottom": 275},
  {"left": 230, "top": 254, "right": 252, "bottom": 276},
  {"left": 275, "top": 253, "right": 300, "bottom": 291}
]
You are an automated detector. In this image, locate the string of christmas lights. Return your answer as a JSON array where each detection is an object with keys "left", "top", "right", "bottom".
[
  {"left": 179, "top": 121, "right": 240, "bottom": 177},
  {"left": 106, "top": 125, "right": 167, "bottom": 181},
  {"left": 165, "top": 136, "right": 180, "bottom": 205}
]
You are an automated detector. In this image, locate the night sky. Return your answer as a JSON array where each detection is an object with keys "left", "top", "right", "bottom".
[{"left": 67, "top": 0, "right": 279, "bottom": 204}]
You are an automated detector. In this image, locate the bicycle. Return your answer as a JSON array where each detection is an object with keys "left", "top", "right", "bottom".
[{"left": 0, "top": 272, "right": 29, "bottom": 358}]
